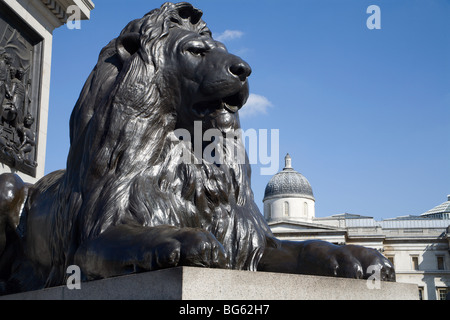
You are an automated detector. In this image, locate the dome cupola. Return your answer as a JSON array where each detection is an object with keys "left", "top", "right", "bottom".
[
  {"left": 263, "top": 154, "right": 315, "bottom": 222},
  {"left": 263, "top": 154, "right": 314, "bottom": 202}
]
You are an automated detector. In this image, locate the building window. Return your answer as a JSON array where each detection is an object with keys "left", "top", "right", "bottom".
[
  {"left": 437, "top": 287, "right": 448, "bottom": 300},
  {"left": 437, "top": 256, "right": 445, "bottom": 270},
  {"left": 411, "top": 256, "right": 419, "bottom": 271},
  {"left": 303, "top": 202, "right": 308, "bottom": 217},
  {"left": 418, "top": 287, "right": 424, "bottom": 300},
  {"left": 284, "top": 201, "right": 289, "bottom": 217}
]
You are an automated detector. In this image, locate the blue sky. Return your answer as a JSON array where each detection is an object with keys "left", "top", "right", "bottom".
[{"left": 46, "top": 0, "right": 450, "bottom": 221}]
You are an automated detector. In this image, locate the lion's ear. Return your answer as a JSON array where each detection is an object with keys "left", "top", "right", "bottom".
[{"left": 116, "top": 32, "right": 141, "bottom": 64}]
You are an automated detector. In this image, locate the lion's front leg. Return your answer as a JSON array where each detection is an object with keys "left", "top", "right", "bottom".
[
  {"left": 257, "top": 239, "right": 395, "bottom": 281},
  {"left": 74, "top": 224, "right": 228, "bottom": 281}
]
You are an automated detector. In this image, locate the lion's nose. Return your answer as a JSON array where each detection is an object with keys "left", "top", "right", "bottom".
[{"left": 229, "top": 61, "right": 252, "bottom": 81}]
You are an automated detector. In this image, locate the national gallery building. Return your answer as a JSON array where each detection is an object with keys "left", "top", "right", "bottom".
[{"left": 264, "top": 154, "right": 450, "bottom": 300}]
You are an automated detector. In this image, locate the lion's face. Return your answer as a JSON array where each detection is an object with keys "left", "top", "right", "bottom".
[{"left": 165, "top": 29, "right": 251, "bottom": 134}]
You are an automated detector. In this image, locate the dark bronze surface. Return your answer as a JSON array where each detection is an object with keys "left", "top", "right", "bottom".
[{"left": 0, "top": 2, "right": 394, "bottom": 294}]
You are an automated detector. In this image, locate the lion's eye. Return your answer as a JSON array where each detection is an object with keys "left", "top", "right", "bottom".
[
  {"left": 187, "top": 46, "right": 207, "bottom": 57},
  {"left": 185, "top": 40, "right": 209, "bottom": 57}
]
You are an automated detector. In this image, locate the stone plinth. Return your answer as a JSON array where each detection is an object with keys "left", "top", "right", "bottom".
[{"left": 0, "top": 267, "right": 418, "bottom": 300}]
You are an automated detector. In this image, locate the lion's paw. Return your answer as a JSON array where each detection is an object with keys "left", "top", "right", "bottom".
[
  {"left": 299, "top": 241, "right": 395, "bottom": 281},
  {"left": 147, "top": 226, "right": 228, "bottom": 270},
  {"left": 325, "top": 245, "right": 395, "bottom": 281},
  {"left": 74, "top": 225, "right": 228, "bottom": 280}
]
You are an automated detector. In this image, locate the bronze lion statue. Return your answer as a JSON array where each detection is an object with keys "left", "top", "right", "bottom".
[{"left": 0, "top": 2, "right": 394, "bottom": 294}]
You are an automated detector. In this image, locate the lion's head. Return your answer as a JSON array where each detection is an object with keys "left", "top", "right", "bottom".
[
  {"left": 167, "top": 26, "right": 251, "bottom": 135},
  {"left": 54, "top": 2, "right": 270, "bottom": 274},
  {"left": 70, "top": 2, "right": 250, "bottom": 153},
  {"left": 117, "top": 3, "right": 251, "bottom": 134}
]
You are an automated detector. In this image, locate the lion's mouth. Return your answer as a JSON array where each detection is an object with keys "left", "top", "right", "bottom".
[{"left": 192, "top": 91, "right": 245, "bottom": 118}]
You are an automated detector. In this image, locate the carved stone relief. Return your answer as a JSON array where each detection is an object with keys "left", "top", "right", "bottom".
[{"left": 0, "top": 3, "right": 42, "bottom": 177}]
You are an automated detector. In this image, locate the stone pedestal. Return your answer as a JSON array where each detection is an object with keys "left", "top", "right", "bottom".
[{"left": 0, "top": 267, "right": 418, "bottom": 300}]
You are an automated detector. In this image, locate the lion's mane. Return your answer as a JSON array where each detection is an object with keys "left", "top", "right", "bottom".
[{"left": 35, "top": 2, "right": 272, "bottom": 285}]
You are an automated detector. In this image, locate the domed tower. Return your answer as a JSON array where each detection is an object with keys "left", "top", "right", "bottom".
[{"left": 263, "top": 154, "right": 315, "bottom": 222}]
